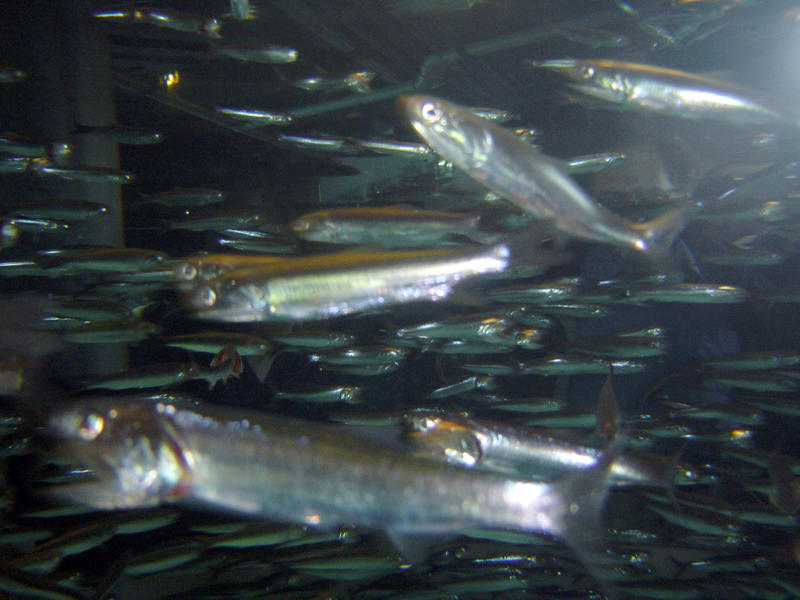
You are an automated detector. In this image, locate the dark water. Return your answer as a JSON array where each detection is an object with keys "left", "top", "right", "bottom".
[{"left": 1, "top": 1, "right": 800, "bottom": 598}]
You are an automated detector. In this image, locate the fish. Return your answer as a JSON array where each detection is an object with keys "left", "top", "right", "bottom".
[
  {"left": 0, "top": 67, "right": 27, "bottom": 83},
  {"left": 94, "top": 8, "right": 221, "bottom": 39},
  {"left": 213, "top": 43, "right": 298, "bottom": 64},
  {"left": 290, "top": 206, "right": 490, "bottom": 247},
  {"left": 47, "top": 398, "right": 620, "bottom": 565},
  {"left": 73, "top": 123, "right": 163, "bottom": 145},
  {"left": 402, "top": 94, "right": 687, "bottom": 256},
  {"left": 597, "top": 366, "right": 619, "bottom": 441},
  {"left": 294, "top": 72, "right": 375, "bottom": 94},
  {"left": 215, "top": 107, "right": 295, "bottom": 126},
  {"left": 530, "top": 58, "right": 798, "bottom": 127},
  {"left": 140, "top": 188, "right": 225, "bottom": 207},
  {"left": 183, "top": 244, "right": 522, "bottom": 322},
  {"left": 6, "top": 200, "right": 108, "bottom": 221}
]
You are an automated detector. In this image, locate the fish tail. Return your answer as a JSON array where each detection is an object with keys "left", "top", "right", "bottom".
[
  {"left": 547, "top": 440, "right": 621, "bottom": 594},
  {"left": 633, "top": 204, "right": 690, "bottom": 257}
]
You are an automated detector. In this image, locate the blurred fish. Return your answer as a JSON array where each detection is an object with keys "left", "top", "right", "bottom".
[
  {"left": 229, "top": 0, "right": 257, "bottom": 20},
  {"left": 405, "top": 410, "right": 690, "bottom": 488},
  {"left": 567, "top": 152, "right": 626, "bottom": 175},
  {"left": 73, "top": 123, "right": 163, "bottom": 145},
  {"left": 628, "top": 283, "right": 748, "bottom": 304},
  {"left": 290, "top": 206, "right": 491, "bottom": 247},
  {"left": 274, "top": 385, "right": 364, "bottom": 404},
  {"left": 62, "top": 321, "right": 162, "bottom": 344},
  {"left": 0, "top": 67, "right": 26, "bottom": 83},
  {"left": 551, "top": 24, "right": 630, "bottom": 48},
  {"left": 215, "top": 107, "right": 294, "bottom": 126},
  {"left": 213, "top": 43, "right": 298, "bottom": 64},
  {"left": 47, "top": 398, "right": 620, "bottom": 568},
  {"left": 94, "top": 8, "right": 221, "bottom": 38},
  {"left": 82, "top": 346, "right": 243, "bottom": 391},
  {"left": 467, "top": 107, "right": 516, "bottom": 123},
  {"left": 6, "top": 200, "right": 108, "bottom": 222},
  {"left": 294, "top": 72, "right": 375, "bottom": 94},
  {"left": 402, "top": 95, "right": 687, "bottom": 256},
  {"left": 34, "top": 162, "right": 134, "bottom": 184},
  {"left": 141, "top": 188, "right": 225, "bottom": 207},
  {"left": 597, "top": 366, "right": 619, "bottom": 441},
  {"left": 531, "top": 59, "right": 798, "bottom": 127}
]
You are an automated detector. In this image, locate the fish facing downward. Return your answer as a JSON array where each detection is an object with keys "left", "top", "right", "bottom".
[{"left": 401, "top": 94, "right": 688, "bottom": 257}]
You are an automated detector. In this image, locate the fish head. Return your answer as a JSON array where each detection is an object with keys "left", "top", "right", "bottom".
[
  {"left": 187, "top": 275, "right": 267, "bottom": 322},
  {"left": 531, "top": 59, "right": 629, "bottom": 103},
  {"left": 401, "top": 95, "right": 496, "bottom": 172},
  {"left": 47, "top": 400, "right": 190, "bottom": 509}
]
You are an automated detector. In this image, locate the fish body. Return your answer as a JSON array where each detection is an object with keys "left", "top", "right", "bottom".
[
  {"left": 141, "top": 188, "right": 224, "bottom": 207},
  {"left": 186, "top": 244, "right": 514, "bottom": 322},
  {"left": 47, "top": 399, "right": 617, "bottom": 549},
  {"left": 291, "top": 206, "right": 484, "bottom": 247},
  {"left": 294, "top": 72, "right": 374, "bottom": 94},
  {"left": 402, "top": 95, "right": 687, "bottom": 255},
  {"left": 214, "top": 43, "right": 298, "bottom": 64},
  {"left": 532, "top": 59, "right": 796, "bottom": 127},
  {"left": 215, "top": 107, "right": 294, "bottom": 126}
]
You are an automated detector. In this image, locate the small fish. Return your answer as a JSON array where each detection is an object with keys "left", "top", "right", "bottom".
[
  {"left": 34, "top": 162, "right": 134, "bottom": 184},
  {"left": 229, "top": 0, "right": 257, "bottom": 20},
  {"left": 356, "top": 139, "right": 433, "bottom": 156},
  {"left": 274, "top": 385, "right": 364, "bottom": 404},
  {"left": 552, "top": 25, "right": 630, "bottom": 48},
  {"left": 628, "top": 283, "right": 749, "bottom": 304},
  {"left": 6, "top": 199, "right": 108, "bottom": 221},
  {"left": 467, "top": 107, "right": 516, "bottom": 123},
  {"left": 294, "top": 71, "right": 375, "bottom": 94},
  {"left": 74, "top": 123, "right": 163, "bottom": 145},
  {"left": 215, "top": 107, "right": 294, "bottom": 126},
  {"left": 0, "top": 67, "right": 27, "bottom": 83},
  {"left": 141, "top": 188, "right": 224, "bottom": 207},
  {"left": 94, "top": 8, "right": 221, "bottom": 38},
  {"left": 62, "top": 321, "right": 162, "bottom": 344},
  {"left": 567, "top": 152, "right": 626, "bottom": 175},
  {"left": 597, "top": 366, "right": 619, "bottom": 441},
  {"left": 277, "top": 133, "right": 361, "bottom": 154},
  {"left": 402, "top": 95, "right": 687, "bottom": 256},
  {"left": 213, "top": 43, "right": 298, "bottom": 64}
]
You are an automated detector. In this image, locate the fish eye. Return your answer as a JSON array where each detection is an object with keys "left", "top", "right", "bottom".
[
  {"left": 579, "top": 65, "right": 595, "bottom": 79},
  {"left": 421, "top": 102, "right": 443, "bottom": 124},
  {"left": 176, "top": 263, "right": 197, "bottom": 281},
  {"left": 199, "top": 286, "right": 217, "bottom": 307},
  {"left": 79, "top": 413, "right": 104, "bottom": 441}
]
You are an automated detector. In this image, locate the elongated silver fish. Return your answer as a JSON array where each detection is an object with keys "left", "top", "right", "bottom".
[
  {"left": 402, "top": 95, "right": 687, "bottom": 255},
  {"left": 185, "top": 244, "right": 521, "bottom": 322},
  {"left": 47, "top": 398, "right": 617, "bottom": 557},
  {"left": 531, "top": 59, "right": 797, "bottom": 127}
]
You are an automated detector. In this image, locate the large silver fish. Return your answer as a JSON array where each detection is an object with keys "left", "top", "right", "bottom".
[
  {"left": 47, "top": 398, "right": 618, "bottom": 556},
  {"left": 185, "top": 244, "right": 523, "bottom": 322},
  {"left": 531, "top": 58, "right": 796, "bottom": 127},
  {"left": 401, "top": 95, "right": 687, "bottom": 256}
]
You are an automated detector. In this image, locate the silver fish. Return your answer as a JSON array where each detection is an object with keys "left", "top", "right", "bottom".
[
  {"left": 48, "top": 398, "right": 619, "bottom": 559},
  {"left": 531, "top": 58, "right": 797, "bottom": 127},
  {"left": 402, "top": 95, "right": 687, "bottom": 255},
  {"left": 185, "top": 244, "right": 517, "bottom": 322}
]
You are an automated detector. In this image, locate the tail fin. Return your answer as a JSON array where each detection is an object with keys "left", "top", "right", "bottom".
[
  {"left": 633, "top": 205, "right": 690, "bottom": 259},
  {"left": 548, "top": 440, "right": 622, "bottom": 597}
]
